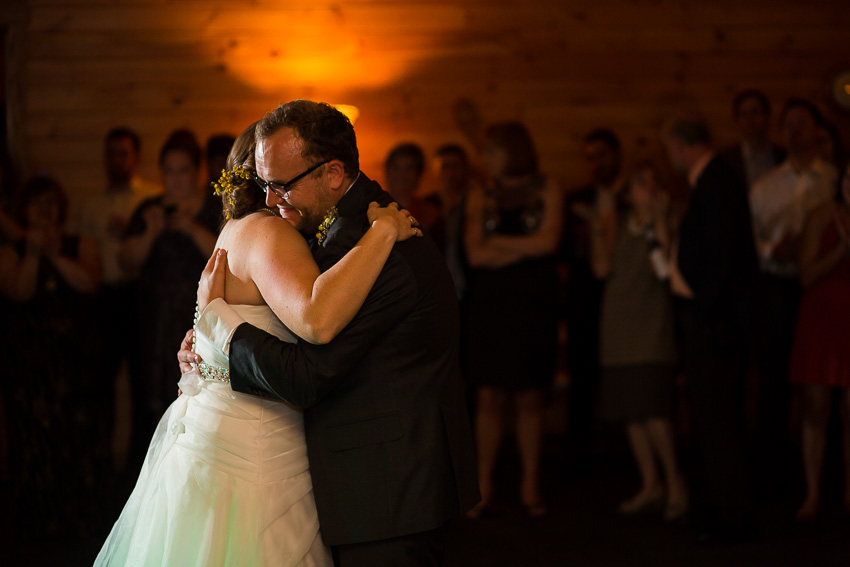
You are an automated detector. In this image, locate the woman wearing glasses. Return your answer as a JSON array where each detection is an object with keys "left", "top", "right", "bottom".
[{"left": 97, "top": 121, "right": 420, "bottom": 566}]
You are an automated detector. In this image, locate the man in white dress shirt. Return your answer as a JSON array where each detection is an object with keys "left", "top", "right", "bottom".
[{"left": 748, "top": 98, "right": 837, "bottom": 497}]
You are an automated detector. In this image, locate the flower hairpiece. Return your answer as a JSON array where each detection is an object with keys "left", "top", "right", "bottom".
[
  {"left": 212, "top": 164, "right": 253, "bottom": 219},
  {"left": 316, "top": 206, "right": 339, "bottom": 245}
]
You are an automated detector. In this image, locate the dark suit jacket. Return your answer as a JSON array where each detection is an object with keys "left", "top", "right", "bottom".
[
  {"left": 676, "top": 155, "right": 758, "bottom": 350},
  {"left": 228, "top": 173, "right": 479, "bottom": 546},
  {"left": 717, "top": 143, "right": 785, "bottom": 190}
]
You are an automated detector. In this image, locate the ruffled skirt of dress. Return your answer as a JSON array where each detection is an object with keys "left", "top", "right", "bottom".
[{"left": 94, "top": 379, "right": 332, "bottom": 567}]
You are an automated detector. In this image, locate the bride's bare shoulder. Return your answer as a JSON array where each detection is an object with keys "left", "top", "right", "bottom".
[
  {"left": 225, "top": 212, "right": 312, "bottom": 275},
  {"left": 224, "top": 211, "right": 299, "bottom": 245},
  {"left": 217, "top": 211, "right": 304, "bottom": 303}
]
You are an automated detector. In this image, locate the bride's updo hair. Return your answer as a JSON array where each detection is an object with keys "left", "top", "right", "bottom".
[{"left": 217, "top": 121, "right": 267, "bottom": 221}]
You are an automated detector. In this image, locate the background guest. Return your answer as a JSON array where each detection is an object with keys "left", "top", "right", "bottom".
[
  {"left": 76, "top": 126, "right": 160, "bottom": 476},
  {"left": 204, "top": 132, "right": 237, "bottom": 188},
  {"left": 718, "top": 89, "right": 785, "bottom": 190},
  {"left": 561, "top": 127, "right": 625, "bottom": 475},
  {"left": 789, "top": 161, "right": 850, "bottom": 521},
  {"left": 430, "top": 143, "right": 476, "bottom": 299},
  {"left": 464, "top": 121, "right": 563, "bottom": 518},
  {"left": 2, "top": 175, "right": 102, "bottom": 538},
  {"left": 119, "top": 128, "right": 221, "bottom": 466},
  {"left": 748, "top": 99, "right": 838, "bottom": 497},
  {"left": 384, "top": 141, "right": 440, "bottom": 231},
  {"left": 664, "top": 114, "right": 757, "bottom": 543},
  {"left": 814, "top": 121, "right": 846, "bottom": 170},
  {"left": 586, "top": 162, "right": 687, "bottom": 521}
]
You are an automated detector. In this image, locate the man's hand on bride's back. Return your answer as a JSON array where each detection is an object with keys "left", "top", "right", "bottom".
[
  {"left": 177, "top": 328, "right": 200, "bottom": 374},
  {"left": 177, "top": 248, "right": 226, "bottom": 377},
  {"left": 367, "top": 201, "right": 423, "bottom": 242}
]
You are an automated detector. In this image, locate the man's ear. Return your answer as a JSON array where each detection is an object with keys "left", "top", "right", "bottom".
[{"left": 326, "top": 160, "right": 346, "bottom": 191}]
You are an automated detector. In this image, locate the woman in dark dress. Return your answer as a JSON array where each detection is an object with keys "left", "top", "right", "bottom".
[
  {"left": 2, "top": 175, "right": 102, "bottom": 537},
  {"left": 464, "top": 122, "right": 563, "bottom": 518},
  {"left": 119, "top": 129, "right": 221, "bottom": 462}
]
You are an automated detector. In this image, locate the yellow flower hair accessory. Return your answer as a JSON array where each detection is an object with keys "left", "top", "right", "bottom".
[
  {"left": 212, "top": 164, "right": 253, "bottom": 219},
  {"left": 316, "top": 206, "right": 339, "bottom": 244}
]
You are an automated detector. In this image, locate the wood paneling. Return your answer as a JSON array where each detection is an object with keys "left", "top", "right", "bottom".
[{"left": 8, "top": 0, "right": 850, "bottom": 216}]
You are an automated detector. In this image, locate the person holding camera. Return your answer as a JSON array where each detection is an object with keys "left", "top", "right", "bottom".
[{"left": 119, "top": 129, "right": 221, "bottom": 466}]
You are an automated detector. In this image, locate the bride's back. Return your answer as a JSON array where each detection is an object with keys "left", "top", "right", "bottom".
[{"left": 214, "top": 211, "right": 276, "bottom": 307}]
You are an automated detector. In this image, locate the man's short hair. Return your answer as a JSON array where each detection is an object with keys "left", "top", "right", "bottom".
[
  {"left": 583, "top": 128, "right": 621, "bottom": 153},
  {"left": 665, "top": 115, "right": 713, "bottom": 147},
  {"left": 105, "top": 126, "right": 141, "bottom": 153},
  {"left": 257, "top": 100, "right": 360, "bottom": 178},
  {"left": 780, "top": 98, "right": 825, "bottom": 128},
  {"left": 732, "top": 89, "right": 771, "bottom": 117},
  {"left": 385, "top": 142, "right": 426, "bottom": 175}
]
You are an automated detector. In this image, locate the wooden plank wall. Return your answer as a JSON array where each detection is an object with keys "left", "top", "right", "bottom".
[{"left": 5, "top": 0, "right": 850, "bottom": 215}]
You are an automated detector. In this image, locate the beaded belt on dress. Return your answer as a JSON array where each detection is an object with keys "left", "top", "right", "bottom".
[{"left": 198, "top": 361, "right": 230, "bottom": 383}]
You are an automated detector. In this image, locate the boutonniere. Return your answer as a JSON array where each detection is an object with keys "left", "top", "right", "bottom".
[{"left": 316, "top": 206, "right": 339, "bottom": 244}]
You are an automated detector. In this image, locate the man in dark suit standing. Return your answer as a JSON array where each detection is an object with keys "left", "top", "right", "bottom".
[
  {"left": 664, "top": 114, "right": 758, "bottom": 543},
  {"left": 183, "top": 100, "right": 479, "bottom": 565},
  {"left": 560, "top": 128, "right": 625, "bottom": 475}
]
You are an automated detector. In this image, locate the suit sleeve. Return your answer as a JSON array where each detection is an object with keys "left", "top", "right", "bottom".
[{"left": 229, "top": 246, "right": 417, "bottom": 408}]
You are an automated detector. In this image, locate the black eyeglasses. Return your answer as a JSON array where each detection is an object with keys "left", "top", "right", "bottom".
[{"left": 254, "top": 159, "right": 331, "bottom": 200}]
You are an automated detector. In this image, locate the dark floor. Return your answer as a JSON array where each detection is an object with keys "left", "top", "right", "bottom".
[
  {"left": 4, "top": 428, "right": 850, "bottom": 566},
  {"left": 445, "top": 443, "right": 850, "bottom": 567}
]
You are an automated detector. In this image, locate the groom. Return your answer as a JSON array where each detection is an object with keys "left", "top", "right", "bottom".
[{"left": 179, "top": 100, "right": 479, "bottom": 565}]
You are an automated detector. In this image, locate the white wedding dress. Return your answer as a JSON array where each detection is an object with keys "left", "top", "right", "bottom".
[{"left": 95, "top": 305, "right": 332, "bottom": 567}]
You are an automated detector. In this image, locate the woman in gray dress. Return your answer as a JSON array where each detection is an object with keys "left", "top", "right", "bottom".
[{"left": 581, "top": 162, "right": 688, "bottom": 521}]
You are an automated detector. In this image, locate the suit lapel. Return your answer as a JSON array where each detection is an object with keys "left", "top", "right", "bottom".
[
  {"left": 318, "top": 172, "right": 391, "bottom": 249},
  {"left": 335, "top": 172, "right": 391, "bottom": 218}
]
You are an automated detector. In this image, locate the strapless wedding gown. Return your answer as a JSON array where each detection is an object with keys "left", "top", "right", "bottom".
[{"left": 95, "top": 305, "right": 332, "bottom": 567}]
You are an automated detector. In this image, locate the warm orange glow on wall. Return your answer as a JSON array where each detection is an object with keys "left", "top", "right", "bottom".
[
  {"left": 225, "top": 43, "right": 408, "bottom": 93},
  {"left": 200, "top": 5, "right": 467, "bottom": 94},
  {"left": 333, "top": 104, "right": 360, "bottom": 124}
]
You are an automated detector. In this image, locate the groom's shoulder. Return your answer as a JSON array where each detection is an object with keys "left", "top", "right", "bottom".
[{"left": 342, "top": 172, "right": 393, "bottom": 213}]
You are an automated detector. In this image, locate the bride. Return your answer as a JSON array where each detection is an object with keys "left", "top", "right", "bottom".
[{"left": 94, "top": 122, "right": 420, "bottom": 566}]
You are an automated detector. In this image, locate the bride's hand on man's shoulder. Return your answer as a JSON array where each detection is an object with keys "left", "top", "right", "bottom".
[{"left": 367, "top": 201, "right": 423, "bottom": 242}]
